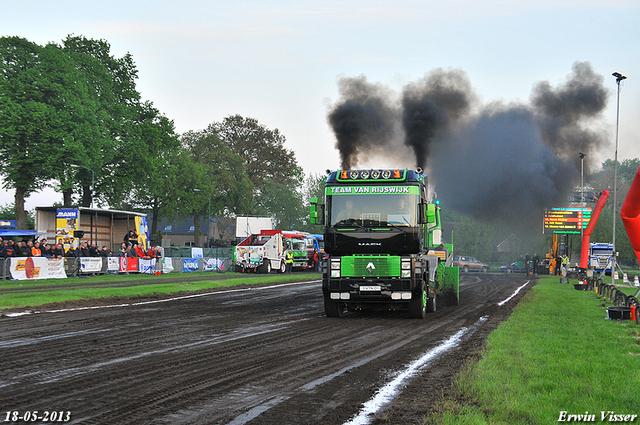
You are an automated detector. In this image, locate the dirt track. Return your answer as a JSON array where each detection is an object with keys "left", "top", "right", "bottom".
[{"left": 0, "top": 273, "right": 532, "bottom": 425}]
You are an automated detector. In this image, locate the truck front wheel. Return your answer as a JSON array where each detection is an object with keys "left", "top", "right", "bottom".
[
  {"left": 408, "top": 286, "right": 427, "bottom": 319},
  {"left": 278, "top": 261, "right": 286, "bottom": 273},
  {"left": 258, "top": 261, "right": 271, "bottom": 274},
  {"left": 324, "top": 295, "right": 345, "bottom": 317}
]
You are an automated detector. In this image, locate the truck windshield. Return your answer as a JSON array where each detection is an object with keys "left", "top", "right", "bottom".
[{"left": 328, "top": 193, "right": 419, "bottom": 227}]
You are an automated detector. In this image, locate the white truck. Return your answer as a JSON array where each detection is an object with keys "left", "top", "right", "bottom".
[
  {"left": 234, "top": 230, "right": 288, "bottom": 273},
  {"left": 589, "top": 242, "right": 614, "bottom": 273}
]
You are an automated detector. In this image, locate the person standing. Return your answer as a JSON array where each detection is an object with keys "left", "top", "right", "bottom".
[
  {"left": 561, "top": 254, "right": 569, "bottom": 283},
  {"left": 89, "top": 242, "right": 100, "bottom": 257},
  {"left": 51, "top": 242, "right": 65, "bottom": 259},
  {"left": 124, "top": 230, "right": 138, "bottom": 247},
  {"left": 1, "top": 240, "right": 16, "bottom": 258},
  {"left": 285, "top": 249, "right": 293, "bottom": 274},
  {"left": 99, "top": 246, "right": 110, "bottom": 257},
  {"left": 31, "top": 242, "right": 42, "bottom": 257},
  {"left": 16, "top": 241, "right": 30, "bottom": 257}
]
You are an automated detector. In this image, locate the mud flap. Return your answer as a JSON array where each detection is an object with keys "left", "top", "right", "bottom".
[{"left": 436, "top": 264, "right": 460, "bottom": 307}]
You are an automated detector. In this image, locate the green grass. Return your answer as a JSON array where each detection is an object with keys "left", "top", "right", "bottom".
[
  {"left": 0, "top": 272, "right": 321, "bottom": 311},
  {"left": 430, "top": 276, "right": 640, "bottom": 424}
]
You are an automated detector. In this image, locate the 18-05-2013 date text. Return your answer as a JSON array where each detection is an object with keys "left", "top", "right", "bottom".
[{"left": 3, "top": 411, "right": 71, "bottom": 422}]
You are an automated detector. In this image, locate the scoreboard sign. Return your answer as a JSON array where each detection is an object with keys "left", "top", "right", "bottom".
[{"left": 543, "top": 207, "right": 592, "bottom": 234}]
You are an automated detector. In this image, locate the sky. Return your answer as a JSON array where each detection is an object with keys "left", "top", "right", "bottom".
[{"left": 1, "top": 0, "right": 639, "bottom": 211}]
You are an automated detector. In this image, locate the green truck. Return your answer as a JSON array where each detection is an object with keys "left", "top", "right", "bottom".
[{"left": 310, "top": 168, "right": 459, "bottom": 318}]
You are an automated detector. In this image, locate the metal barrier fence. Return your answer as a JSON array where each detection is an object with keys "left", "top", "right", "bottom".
[
  {"left": 0, "top": 256, "right": 231, "bottom": 280},
  {"left": 161, "top": 247, "right": 234, "bottom": 259}
]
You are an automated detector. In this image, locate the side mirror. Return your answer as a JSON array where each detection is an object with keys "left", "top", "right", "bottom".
[
  {"left": 418, "top": 202, "right": 426, "bottom": 224},
  {"left": 426, "top": 203, "right": 436, "bottom": 224},
  {"left": 310, "top": 198, "right": 325, "bottom": 225}
]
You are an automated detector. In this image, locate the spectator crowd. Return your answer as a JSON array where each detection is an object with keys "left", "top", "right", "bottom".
[{"left": 0, "top": 235, "right": 162, "bottom": 260}]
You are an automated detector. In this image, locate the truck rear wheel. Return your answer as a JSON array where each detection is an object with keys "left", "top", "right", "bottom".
[
  {"left": 427, "top": 294, "right": 437, "bottom": 313},
  {"left": 324, "top": 295, "right": 345, "bottom": 317},
  {"left": 408, "top": 286, "right": 427, "bottom": 319},
  {"left": 278, "top": 261, "right": 286, "bottom": 273}
]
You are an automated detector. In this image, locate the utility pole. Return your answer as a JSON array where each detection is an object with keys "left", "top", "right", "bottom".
[{"left": 611, "top": 71, "right": 627, "bottom": 284}]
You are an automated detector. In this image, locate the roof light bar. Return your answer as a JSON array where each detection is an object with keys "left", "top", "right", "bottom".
[{"left": 337, "top": 169, "right": 406, "bottom": 181}]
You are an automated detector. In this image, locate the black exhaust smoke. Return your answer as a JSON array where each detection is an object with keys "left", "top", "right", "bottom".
[
  {"left": 327, "top": 61, "right": 610, "bottom": 228},
  {"left": 401, "top": 69, "right": 473, "bottom": 169},
  {"left": 327, "top": 76, "right": 397, "bottom": 170}
]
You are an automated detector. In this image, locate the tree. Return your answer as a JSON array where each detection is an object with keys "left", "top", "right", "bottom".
[
  {"left": 0, "top": 37, "right": 72, "bottom": 227},
  {"left": 253, "top": 178, "right": 306, "bottom": 231},
  {"left": 58, "top": 35, "right": 141, "bottom": 207},
  {"left": 111, "top": 101, "right": 181, "bottom": 241},
  {"left": 210, "top": 115, "right": 299, "bottom": 188},
  {"left": 180, "top": 128, "right": 254, "bottom": 245},
  {"left": 0, "top": 35, "right": 148, "bottom": 225},
  {"left": 0, "top": 203, "right": 34, "bottom": 229}
]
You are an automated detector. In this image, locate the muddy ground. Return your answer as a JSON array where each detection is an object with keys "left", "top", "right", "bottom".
[{"left": 0, "top": 273, "right": 531, "bottom": 424}]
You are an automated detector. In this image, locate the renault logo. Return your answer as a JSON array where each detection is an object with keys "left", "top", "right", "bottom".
[{"left": 366, "top": 262, "right": 376, "bottom": 275}]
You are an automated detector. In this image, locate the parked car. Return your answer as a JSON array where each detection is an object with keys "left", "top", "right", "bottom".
[
  {"left": 453, "top": 255, "right": 489, "bottom": 272},
  {"left": 500, "top": 261, "right": 526, "bottom": 273}
]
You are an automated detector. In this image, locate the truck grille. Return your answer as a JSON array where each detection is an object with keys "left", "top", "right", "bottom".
[{"left": 343, "top": 256, "right": 400, "bottom": 277}]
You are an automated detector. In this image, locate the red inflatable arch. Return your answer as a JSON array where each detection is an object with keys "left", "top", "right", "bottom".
[
  {"left": 580, "top": 190, "right": 609, "bottom": 269},
  {"left": 621, "top": 167, "right": 640, "bottom": 265}
]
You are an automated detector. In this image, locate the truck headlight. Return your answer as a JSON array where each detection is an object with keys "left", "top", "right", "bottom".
[{"left": 330, "top": 259, "right": 341, "bottom": 278}]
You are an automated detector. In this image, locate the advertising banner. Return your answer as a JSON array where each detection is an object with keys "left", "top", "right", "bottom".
[
  {"left": 182, "top": 258, "right": 199, "bottom": 272},
  {"left": 203, "top": 258, "right": 224, "bottom": 272},
  {"left": 119, "top": 257, "right": 139, "bottom": 273},
  {"left": 107, "top": 257, "right": 120, "bottom": 272},
  {"left": 139, "top": 259, "right": 156, "bottom": 274},
  {"left": 80, "top": 258, "right": 102, "bottom": 273},
  {"left": 162, "top": 257, "right": 174, "bottom": 273},
  {"left": 134, "top": 216, "right": 150, "bottom": 250},
  {"left": 10, "top": 257, "right": 66, "bottom": 280},
  {"left": 191, "top": 247, "right": 203, "bottom": 258},
  {"left": 56, "top": 208, "right": 79, "bottom": 249}
]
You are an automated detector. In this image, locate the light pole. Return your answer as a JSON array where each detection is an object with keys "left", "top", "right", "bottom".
[
  {"left": 70, "top": 164, "right": 95, "bottom": 209},
  {"left": 611, "top": 71, "right": 627, "bottom": 283}
]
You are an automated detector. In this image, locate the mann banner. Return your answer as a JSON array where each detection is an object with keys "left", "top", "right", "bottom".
[
  {"left": 10, "top": 257, "right": 66, "bottom": 280},
  {"left": 56, "top": 208, "right": 79, "bottom": 249}
]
